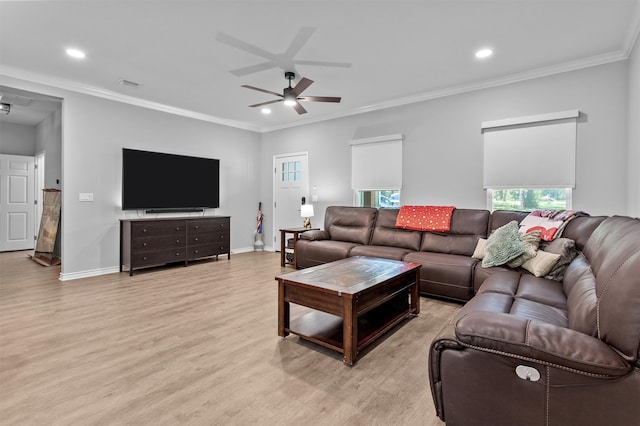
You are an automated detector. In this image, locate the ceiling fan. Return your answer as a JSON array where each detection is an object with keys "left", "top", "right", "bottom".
[
  {"left": 216, "top": 27, "right": 351, "bottom": 77},
  {"left": 242, "top": 72, "right": 341, "bottom": 115}
]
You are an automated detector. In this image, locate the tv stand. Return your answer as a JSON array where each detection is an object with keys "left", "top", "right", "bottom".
[
  {"left": 120, "top": 216, "right": 230, "bottom": 275},
  {"left": 145, "top": 208, "right": 204, "bottom": 214}
]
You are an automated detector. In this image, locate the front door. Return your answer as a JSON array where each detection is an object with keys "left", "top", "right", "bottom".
[
  {"left": 0, "top": 154, "right": 36, "bottom": 251},
  {"left": 273, "top": 152, "right": 309, "bottom": 250}
]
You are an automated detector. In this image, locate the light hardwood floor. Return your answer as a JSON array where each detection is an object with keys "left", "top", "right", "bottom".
[{"left": 0, "top": 250, "right": 459, "bottom": 425}]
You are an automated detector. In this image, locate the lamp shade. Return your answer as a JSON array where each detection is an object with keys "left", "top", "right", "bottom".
[{"left": 300, "top": 204, "right": 314, "bottom": 218}]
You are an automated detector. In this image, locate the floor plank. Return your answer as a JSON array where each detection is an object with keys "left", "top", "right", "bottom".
[{"left": 0, "top": 250, "right": 458, "bottom": 425}]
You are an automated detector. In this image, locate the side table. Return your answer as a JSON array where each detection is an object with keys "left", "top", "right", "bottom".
[{"left": 279, "top": 227, "right": 319, "bottom": 268}]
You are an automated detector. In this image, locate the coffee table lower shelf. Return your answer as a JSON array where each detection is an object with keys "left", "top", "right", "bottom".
[{"left": 286, "top": 292, "right": 413, "bottom": 357}]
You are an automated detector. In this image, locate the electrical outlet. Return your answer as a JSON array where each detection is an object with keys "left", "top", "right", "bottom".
[{"left": 79, "top": 192, "right": 94, "bottom": 202}]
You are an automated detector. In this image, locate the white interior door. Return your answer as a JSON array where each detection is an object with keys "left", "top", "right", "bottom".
[
  {"left": 273, "top": 152, "right": 309, "bottom": 250},
  {"left": 0, "top": 154, "right": 36, "bottom": 252}
]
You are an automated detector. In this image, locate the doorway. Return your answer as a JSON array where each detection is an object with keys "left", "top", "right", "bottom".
[
  {"left": 273, "top": 152, "right": 309, "bottom": 250},
  {"left": 0, "top": 154, "right": 36, "bottom": 251}
]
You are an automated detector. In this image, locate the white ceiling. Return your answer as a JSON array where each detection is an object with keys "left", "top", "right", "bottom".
[{"left": 1, "top": 1, "right": 639, "bottom": 132}]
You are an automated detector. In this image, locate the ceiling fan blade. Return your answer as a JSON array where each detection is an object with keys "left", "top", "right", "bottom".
[
  {"left": 241, "top": 85, "right": 283, "bottom": 98},
  {"left": 249, "top": 99, "right": 283, "bottom": 108},
  {"left": 216, "top": 32, "right": 276, "bottom": 61},
  {"left": 298, "top": 96, "right": 341, "bottom": 103},
  {"left": 231, "top": 62, "right": 277, "bottom": 76},
  {"left": 294, "top": 60, "right": 352, "bottom": 68},
  {"left": 290, "top": 77, "right": 314, "bottom": 97},
  {"left": 293, "top": 102, "right": 307, "bottom": 115},
  {"left": 285, "top": 27, "right": 316, "bottom": 58}
]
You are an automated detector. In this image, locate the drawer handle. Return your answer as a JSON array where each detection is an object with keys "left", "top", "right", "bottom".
[
  {"left": 194, "top": 250, "right": 199, "bottom": 254},
  {"left": 176, "top": 239, "right": 180, "bottom": 243},
  {"left": 143, "top": 229, "right": 147, "bottom": 233},
  {"left": 175, "top": 252, "right": 180, "bottom": 256},
  {"left": 143, "top": 242, "right": 147, "bottom": 247},
  {"left": 143, "top": 256, "right": 147, "bottom": 261},
  {"left": 220, "top": 235, "right": 224, "bottom": 239},
  {"left": 194, "top": 225, "right": 199, "bottom": 229},
  {"left": 195, "top": 237, "right": 199, "bottom": 241},
  {"left": 176, "top": 227, "right": 180, "bottom": 231}
]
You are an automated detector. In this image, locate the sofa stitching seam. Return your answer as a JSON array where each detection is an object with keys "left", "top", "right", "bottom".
[{"left": 456, "top": 341, "right": 620, "bottom": 378}]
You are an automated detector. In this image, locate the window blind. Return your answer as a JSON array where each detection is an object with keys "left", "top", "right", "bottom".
[
  {"left": 481, "top": 110, "right": 579, "bottom": 189},
  {"left": 350, "top": 134, "right": 403, "bottom": 190}
]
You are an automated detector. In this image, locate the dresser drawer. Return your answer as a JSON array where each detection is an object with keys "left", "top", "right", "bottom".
[
  {"left": 131, "top": 235, "right": 186, "bottom": 251},
  {"left": 189, "top": 231, "right": 229, "bottom": 246},
  {"left": 132, "top": 248, "right": 186, "bottom": 267},
  {"left": 188, "top": 244, "right": 229, "bottom": 260},
  {"left": 188, "top": 218, "right": 229, "bottom": 234},
  {"left": 131, "top": 220, "right": 185, "bottom": 238}
]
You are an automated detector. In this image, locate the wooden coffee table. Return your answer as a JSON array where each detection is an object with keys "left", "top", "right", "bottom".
[{"left": 275, "top": 256, "right": 420, "bottom": 365}]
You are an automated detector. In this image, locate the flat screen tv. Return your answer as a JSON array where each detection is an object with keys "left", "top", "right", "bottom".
[{"left": 122, "top": 148, "right": 220, "bottom": 212}]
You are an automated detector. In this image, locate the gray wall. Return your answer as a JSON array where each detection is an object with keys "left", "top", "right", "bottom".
[
  {"left": 36, "top": 108, "right": 62, "bottom": 190},
  {"left": 628, "top": 36, "right": 640, "bottom": 217},
  {"left": 0, "top": 75, "right": 262, "bottom": 279},
  {"left": 59, "top": 92, "right": 261, "bottom": 278},
  {"left": 260, "top": 61, "right": 630, "bottom": 249},
  {"left": 0, "top": 122, "right": 37, "bottom": 155}
]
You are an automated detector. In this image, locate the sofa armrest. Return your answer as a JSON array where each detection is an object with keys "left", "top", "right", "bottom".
[
  {"left": 454, "top": 311, "right": 631, "bottom": 377},
  {"left": 300, "top": 230, "right": 330, "bottom": 241}
]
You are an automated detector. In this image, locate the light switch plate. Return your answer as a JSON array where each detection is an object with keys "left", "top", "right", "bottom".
[{"left": 79, "top": 192, "right": 94, "bottom": 202}]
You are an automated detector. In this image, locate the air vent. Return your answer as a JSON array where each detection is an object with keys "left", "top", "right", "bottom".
[{"left": 117, "top": 79, "right": 141, "bottom": 88}]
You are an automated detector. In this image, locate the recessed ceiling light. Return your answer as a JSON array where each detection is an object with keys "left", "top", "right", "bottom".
[
  {"left": 66, "top": 48, "right": 86, "bottom": 59},
  {"left": 261, "top": 108, "right": 271, "bottom": 114},
  {"left": 475, "top": 48, "right": 493, "bottom": 59}
]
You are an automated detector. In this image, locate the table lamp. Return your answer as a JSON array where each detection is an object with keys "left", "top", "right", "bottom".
[{"left": 301, "top": 204, "right": 314, "bottom": 229}]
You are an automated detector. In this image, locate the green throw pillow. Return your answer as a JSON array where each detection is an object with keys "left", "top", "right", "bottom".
[{"left": 482, "top": 221, "right": 525, "bottom": 267}]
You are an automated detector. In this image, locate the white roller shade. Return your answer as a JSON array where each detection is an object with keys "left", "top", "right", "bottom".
[
  {"left": 350, "top": 135, "right": 403, "bottom": 190},
  {"left": 482, "top": 111, "right": 579, "bottom": 189}
]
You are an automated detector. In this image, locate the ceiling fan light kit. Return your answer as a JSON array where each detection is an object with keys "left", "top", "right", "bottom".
[{"left": 242, "top": 71, "right": 341, "bottom": 115}]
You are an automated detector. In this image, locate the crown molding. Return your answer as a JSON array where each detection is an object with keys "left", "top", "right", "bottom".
[
  {"left": 1, "top": 45, "right": 631, "bottom": 135},
  {"left": 0, "top": 65, "right": 262, "bottom": 133},
  {"left": 622, "top": 0, "right": 640, "bottom": 57}
]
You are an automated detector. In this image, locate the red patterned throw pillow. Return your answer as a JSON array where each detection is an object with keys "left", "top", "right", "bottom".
[{"left": 395, "top": 205, "right": 456, "bottom": 232}]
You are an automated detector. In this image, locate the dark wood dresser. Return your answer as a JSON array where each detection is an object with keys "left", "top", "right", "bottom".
[{"left": 120, "top": 216, "right": 230, "bottom": 275}]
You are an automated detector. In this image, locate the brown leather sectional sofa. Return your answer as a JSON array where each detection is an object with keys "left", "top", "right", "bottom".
[
  {"left": 296, "top": 206, "right": 640, "bottom": 425},
  {"left": 296, "top": 206, "right": 606, "bottom": 302}
]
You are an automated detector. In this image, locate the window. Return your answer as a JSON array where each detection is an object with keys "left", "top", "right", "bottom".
[
  {"left": 488, "top": 188, "right": 572, "bottom": 211},
  {"left": 482, "top": 110, "right": 579, "bottom": 211},
  {"left": 281, "top": 160, "right": 301, "bottom": 182},
  {"left": 357, "top": 190, "right": 401, "bottom": 208},
  {"left": 350, "top": 134, "right": 403, "bottom": 207}
]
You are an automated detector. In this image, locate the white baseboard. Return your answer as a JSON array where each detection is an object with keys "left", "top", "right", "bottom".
[
  {"left": 59, "top": 266, "right": 120, "bottom": 281},
  {"left": 58, "top": 247, "right": 277, "bottom": 281}
]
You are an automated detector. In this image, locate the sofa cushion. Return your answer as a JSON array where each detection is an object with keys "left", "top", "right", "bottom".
[
  {"left": 420, "top": 209, "right": 490, "bottom": 255},
  {"left": 473, "top": 271, "right": 568, "bottom": 327},
  {"left": 324, "top": 206, "right": 377, "bottom": 245},
  {"left": 582, "top": 216, "right": 640, "bottom": 360},
  {"left": 563, "top": 253, "right": 597, "bottom": 336},
  {"left": 404, "top": 251, "right": 478, "bottom": 301},
  {"left": 507, "top": 230, "right": 542, "bottom": 268},
  {"left": 488, "top": 210, "right": 529, "bottom": 234},
  {"left": 521, "top": 251, "right": 561, "bottom": 277},
  {"left": 349, "top": 245, "right": 413, "bottom": 261},
  {"left": 369, "top": 208, "right": 422, "bottom": 251},
  {"left": 295, "top": 240, "right": 359, "bottom": 268},
  {"left": 482, "top": 221, "right": 524, "bottom": 267},
  {"left": 540, "top": 237, "right": 579, "bottom": 281}
]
